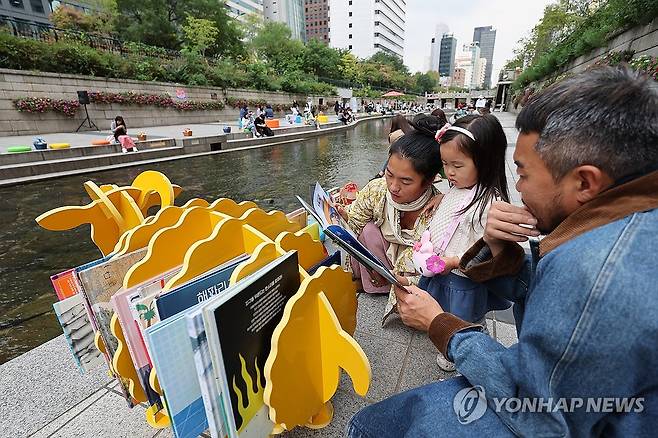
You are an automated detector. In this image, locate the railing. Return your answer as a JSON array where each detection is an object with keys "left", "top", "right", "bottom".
[
  {"left": 316, "top": 76, "right": 423, "bottom": 97},
  {"left": 0, "top": 16, "right": 180, "bottom": 59}
]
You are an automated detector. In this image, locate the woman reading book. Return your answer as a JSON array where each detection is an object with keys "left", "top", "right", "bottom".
[{"left": 337, "top": 130, "right": 442, "bottom": 294}]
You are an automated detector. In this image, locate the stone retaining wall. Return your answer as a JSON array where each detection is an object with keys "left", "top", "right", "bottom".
[{"left": 0, "top": 69, "right": 340, "bottom": 136}]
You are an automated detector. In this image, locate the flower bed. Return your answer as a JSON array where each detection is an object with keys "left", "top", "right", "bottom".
[
  {"left": 13, "top": 91, "right": 225, "bottom": 117},
  {"left": 88, "top": 91, "right": 225, "bottom": 111},
  {"left": 13, "top": 97, "right": 80, "bottom": 117}
]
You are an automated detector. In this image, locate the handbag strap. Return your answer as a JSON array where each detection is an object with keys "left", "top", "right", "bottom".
[{"left": 434, "top": 187, "right": 477, "bottom": 255}]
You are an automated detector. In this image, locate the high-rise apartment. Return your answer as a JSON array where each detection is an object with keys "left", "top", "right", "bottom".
[
  {"left": 304, "top": 0, "right": 329, "bottom": 43},
  {"left": 225, "top": 0, "right": 264, "bottom": 23},
  {"left": 472, "top": 25, "right": 496, "bottom": 88},
  {"left": 438, "top": 33, "right": 457, "bottom": 78},
  {"left": 328, "top": 0, "right": 406, "bottom": 59},
  {"left": 264, "top": 0, "right": 306, "bottom": 41}
]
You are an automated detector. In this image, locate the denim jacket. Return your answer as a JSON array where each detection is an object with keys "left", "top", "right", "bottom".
[{"left": 444, "top": 172, "right": 658, "bottom": 437}]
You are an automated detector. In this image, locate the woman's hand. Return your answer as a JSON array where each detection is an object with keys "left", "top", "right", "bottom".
[
  {"left": 421, "top": 193, "right": 444, "bottom": 218},
  {"left": 369, "top": 270, "right": 387, "bottom": 287},
  {"left": 335, "top": 204, "right": 349, "bottom": 222},
  {"left": 394, "top": 284, "right": 443, "bottom": 331},
  {"left": 395, "top": 274, "right": 411, "bottom": 286}
]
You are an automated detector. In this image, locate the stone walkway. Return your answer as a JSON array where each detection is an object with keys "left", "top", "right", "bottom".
[
  {"left": 0, "top": 112, "right": 522, "bottom": 438},
  {"left": 0, "top": 115, "right": 340, "bottom": 153}
]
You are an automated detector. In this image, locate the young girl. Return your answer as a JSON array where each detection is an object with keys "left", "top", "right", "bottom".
[{"left": 401, "top": 114, "right": 511, "bottom": 371}]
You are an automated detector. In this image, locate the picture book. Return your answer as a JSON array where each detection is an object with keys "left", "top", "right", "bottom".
[
  {"left": 77, "top": 248, "right": 147, "bottom": 405},
  {"left": 53, "top": 294, "right": 104, "bottom": 373},
  {"left": 202, "top": 251, "right": 300, "bottom": 438},
  {"left": 156, "top": 254, "right": 249, "bottom": 321},
  {"left": 50, "top": 269, "right": 81, "bottom": 300},
  {"left": 298, "top": 183, "right": 407, "bottom": 290}
]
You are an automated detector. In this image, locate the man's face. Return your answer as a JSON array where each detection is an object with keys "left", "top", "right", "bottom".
[{"left": 514, "top": 133, "right": 573, "bottom": 234}]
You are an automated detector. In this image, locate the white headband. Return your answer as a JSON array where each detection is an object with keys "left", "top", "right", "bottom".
[{"left": 435, "top": 123, "right": 476, "bottom": 142}]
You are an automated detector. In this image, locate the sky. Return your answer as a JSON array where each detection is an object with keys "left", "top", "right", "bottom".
[{"left": 403, "top": 0, "right": 555, "bottom": 80}]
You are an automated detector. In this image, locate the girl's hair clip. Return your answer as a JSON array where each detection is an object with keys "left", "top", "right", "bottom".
[{"left": 435, "top": 123, "right": 476, "bottom": 142}]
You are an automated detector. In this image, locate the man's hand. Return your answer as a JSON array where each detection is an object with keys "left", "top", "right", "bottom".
[
  {"left": 394, "top": 285, "right": 443, "bottom": 331},
  {"left": 484, "top": 201, "right": 540, "bottom": 256}
]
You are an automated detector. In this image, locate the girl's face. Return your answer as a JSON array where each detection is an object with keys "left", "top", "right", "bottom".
[
  {"left": 385, "top": 153, "right": 429, "bottom": 204},
  {"left": 440, "top": 139, "right": 478, "bottom": 189}
]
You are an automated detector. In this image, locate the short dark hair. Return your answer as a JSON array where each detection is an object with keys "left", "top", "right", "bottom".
[
  {"left": 516, "top": 66, "right": 658, "bottom": 181},
  {"left": 389, "top": 131, "right": 442, "bottom": 183}
]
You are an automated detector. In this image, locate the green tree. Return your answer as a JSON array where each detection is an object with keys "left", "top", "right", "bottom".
[
  {"left": 50, "top": 0, "right": 118, "bottom": 35},
  {"left": 338, "top": 52, "right": 359, "bottom": 82},
  {"left": 182, "top": 14, "right": 220, "bottom": 57},
  {"left": 413, "top": 72, "right": 437, "bottom": 94},
  {"left": 116, "top": 0, "right": 243, "bottom": 56},
  {"left": 368, "top": 51, "right": 409, "bottom": 75},
  {"left": 251, "top": 22, "right": 305, "bottom": 74},
  {"left": 302, "top": 39, "right": 343, "bottom": 79}
]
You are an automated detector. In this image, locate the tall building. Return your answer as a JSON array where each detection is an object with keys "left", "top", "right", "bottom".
[
  {"left": 225, "top": 0, "right": 264, "bottom": 23},
  {"left": 473, "top": 25, "right": 496, "bottom": 88},
  {"left": 428, "top": 23, "right": 448, "bottom": 72},
  {"left": 438, "top": 33, "right": 457, "bottom": 78},
  {"left": 304, "top": 0, "right": 329, "bottom": 43},
  {"left": 328, "top": 0, "right": 406, "bottom": 59},
  {"left": 264, "top": 0, "right": 306, "bottom": 41},
  {"left": 454, "top": 42, "right": 486, "bottom": 90}
]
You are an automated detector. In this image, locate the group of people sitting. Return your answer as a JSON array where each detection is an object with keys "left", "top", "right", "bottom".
[
  {"left": 342, "top": 66, "right": 658, "bottom": 436},
  {"left": 240, "top": 105, "right": 275, "bottom": 137}
]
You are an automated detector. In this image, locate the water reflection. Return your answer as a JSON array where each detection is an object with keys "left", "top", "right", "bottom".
[{"left": 0, "top": 119, "right": 390, "bottom": 363}]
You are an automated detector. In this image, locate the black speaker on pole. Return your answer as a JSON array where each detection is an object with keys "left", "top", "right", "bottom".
[
  {"left": 77, "top": 90, "right": 90, "bottom": 105},
  {"left": 75, "top": 90, "right": 98, "bottom": 132}
]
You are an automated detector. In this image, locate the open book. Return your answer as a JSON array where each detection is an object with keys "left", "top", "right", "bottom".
[{"left": 297, "top": 182, "right": 408, "bottom": 291}]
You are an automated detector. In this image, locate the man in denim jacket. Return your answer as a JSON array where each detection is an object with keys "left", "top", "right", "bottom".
[{"left": 348, "top": 67, "right": 658, "bottom": 437}]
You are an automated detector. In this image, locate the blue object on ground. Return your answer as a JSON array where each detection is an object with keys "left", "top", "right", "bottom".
[{"left": 223, "top": 126, "right": 231, "bottom": 133}]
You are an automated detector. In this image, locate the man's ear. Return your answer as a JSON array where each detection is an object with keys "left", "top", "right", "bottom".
[{"left": 573, "top": 165, "right": 614, "bottom": 203}]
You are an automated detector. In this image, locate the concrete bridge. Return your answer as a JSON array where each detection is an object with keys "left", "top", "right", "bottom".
[{"left": 425, "top": 90, "right": 496, "bottom": 109}]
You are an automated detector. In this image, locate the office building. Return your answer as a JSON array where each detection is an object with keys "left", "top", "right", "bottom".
[
  {"left": 472, "top": 25, "right": 496, "bottom": 88},
  {"left": 328, "top": 0, "right": 406, "bottom": 59},
  {"left": 264, "top": 0, "right": 306, "bottom": 41}
]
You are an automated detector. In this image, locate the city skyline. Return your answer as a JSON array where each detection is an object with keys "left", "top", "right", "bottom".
[{"left": 405, "top": 0, "right": 554, "bottom": 80}]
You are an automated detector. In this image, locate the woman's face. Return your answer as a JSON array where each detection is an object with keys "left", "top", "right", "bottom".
[{"left": 385, "top": 153, "right": 429, "bottom": 204}]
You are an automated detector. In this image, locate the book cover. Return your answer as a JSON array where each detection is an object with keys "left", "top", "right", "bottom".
[
  {"left": 53, "top": 294, "right": 104, "bottom": 373},
  {"left": 147, "top": 311, "right": 210, "bottom": 438},
  {"left": 156, "top": 254, "right": 249, "bottom": 321},
  {"left": 50, "top": 269, "right": 81, "bottom": 300},
  {"left": 111, "top": 271, "right": 178, "bottom": 412},
  {"left": 187, "top": 307, "right": 228, "bottom": 438},
  {"left": 144, "top": 257, "right": 246, "bottom": 438},
  {"left": 77, "top": 248, "right": 147, "bottom": 405},
  {"left": 202, "top": 251, "right": 300, "bottom": 438}
]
